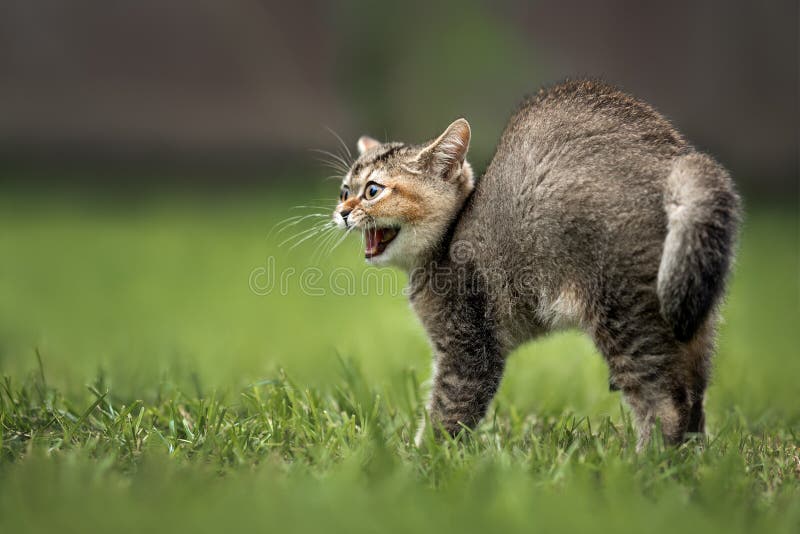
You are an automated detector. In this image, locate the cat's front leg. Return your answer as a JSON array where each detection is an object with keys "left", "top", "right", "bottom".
[{"left": 415, "top": 341, "right": 505, "bottom": 446}]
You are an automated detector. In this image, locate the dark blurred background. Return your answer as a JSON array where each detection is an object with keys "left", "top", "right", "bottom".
[{"left": 0, "top": 0, "right": 796, "bottom": 198}]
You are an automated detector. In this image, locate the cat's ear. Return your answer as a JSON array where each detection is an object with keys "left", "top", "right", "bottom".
[
  {"left": 416, "top": 118, "right": 471, "bottom": 180},
  {"left": 357, "top": 135, "right": 381, "bottom": 154}
]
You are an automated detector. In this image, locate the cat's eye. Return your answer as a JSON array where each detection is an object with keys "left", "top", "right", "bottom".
[
  {"left": 339, "top": 187, "right": 350, "bottom": 202},
  {"left": 364, "top": 182, "right": 384, "bottom": 200}
]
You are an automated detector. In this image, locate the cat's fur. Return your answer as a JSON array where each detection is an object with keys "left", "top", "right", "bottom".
[{"left": 333, "top": 80, "right": 740, "bottom": 449}]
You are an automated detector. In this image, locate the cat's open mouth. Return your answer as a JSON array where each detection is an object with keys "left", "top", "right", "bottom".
[{"left": 364, "top": 226, "right": 399, "bottom": 258}]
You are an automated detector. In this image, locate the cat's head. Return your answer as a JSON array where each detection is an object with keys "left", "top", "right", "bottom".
[{"left": 333, "top": 119, "right": 474, "bottom": 269}]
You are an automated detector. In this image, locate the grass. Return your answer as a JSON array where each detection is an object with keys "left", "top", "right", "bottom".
[{"left": 0, "top": 188, "right": 798, "bottom": 533}]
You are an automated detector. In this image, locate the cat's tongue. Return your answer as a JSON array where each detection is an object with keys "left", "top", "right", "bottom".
[{"left": 365, "top": 227, "right": 385, "bottom": 257}]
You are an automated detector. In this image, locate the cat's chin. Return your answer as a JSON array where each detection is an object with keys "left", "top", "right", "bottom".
[
  {"left": 363, "top": 224, "right": 438, "bottom": 270},
  {"left": 365, "top": 253, "right": 392, "bottom": 266},
  {"left": 364, "top": 235, "right": 420, "bottom": 270},
  {"left": 364, "top": 242, "right": 398, "bottom": 266}
]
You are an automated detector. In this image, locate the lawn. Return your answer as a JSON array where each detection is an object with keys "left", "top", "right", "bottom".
[{"left": 0, "top": 188, "right": 798, "bottom": 533}]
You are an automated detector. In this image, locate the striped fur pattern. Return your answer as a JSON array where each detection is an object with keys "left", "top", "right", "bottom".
[{"left": 334, "top": 80, "right": 740, "bottom": 449}]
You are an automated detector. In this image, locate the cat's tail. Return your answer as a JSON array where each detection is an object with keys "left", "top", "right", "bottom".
[{"left": 657, "top": 152, "right": 740, "bottom": 342}]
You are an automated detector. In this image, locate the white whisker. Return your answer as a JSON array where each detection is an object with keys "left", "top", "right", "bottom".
[
  {"left": 289, "top": 205, "right": 336, "bottom": 211},
  {"left": 311, "top": 225, "right": 340, "bottom": 264},
  {"left": 274, "top": 213, "right": 328, "bottom": 235},
  {"left": 310, "top": 149, "right": 351, "bottom": 175},
  {"left": 279, "top": 224, "right": 329, "bottom": 248},
  {"left": 325, "top": 126, "right": 353, "bottom": 162},
  {"left": 288, "top": 222, "right": 335, "bottom": 250},
  {"left": 330, "top": 224, "right": 357, "bottom": 253}
]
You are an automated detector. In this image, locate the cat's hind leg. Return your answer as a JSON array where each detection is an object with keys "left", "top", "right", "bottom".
[
  {"left": 626, "top": 317, "right": 717, "bottom": 445},
  {"left": 617, "top": 370, "right": 693, "bottom": 450},
  {"left": 684, "top": 316, "right": 716, "bottom": 435},
  {"left": 593, "top": 301, "right": 698, "bottom": 449}
]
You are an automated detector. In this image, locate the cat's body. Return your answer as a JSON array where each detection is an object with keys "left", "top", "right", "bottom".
[{"left": 334, "top": 80, "right": 739, "bottom": 448}]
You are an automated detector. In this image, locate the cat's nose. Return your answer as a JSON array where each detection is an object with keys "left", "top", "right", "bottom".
[{"left": 340, "top": 209, "right": 351, "bottom": 222}]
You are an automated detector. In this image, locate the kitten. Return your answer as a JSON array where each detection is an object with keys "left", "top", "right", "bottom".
[{"left": 333, "top": 80, "right": 740, "bottom": 449}]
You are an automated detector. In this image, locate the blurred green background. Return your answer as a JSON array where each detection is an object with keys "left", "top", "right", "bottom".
[
  {"left": 0, "top": 1, "right": 798, "bottom": 533},
  {"left": 0, "top": 191, "right": 797, "bottom": 421}
]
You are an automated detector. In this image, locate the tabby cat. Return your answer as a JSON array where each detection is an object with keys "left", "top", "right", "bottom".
[{"left": 332, "top": 80, "right": 739, "bottom": 449}]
